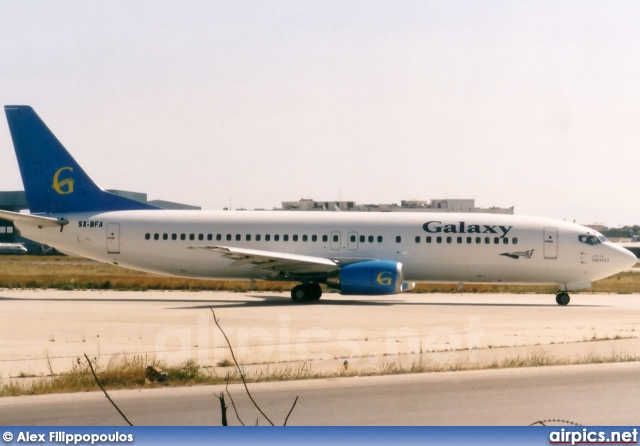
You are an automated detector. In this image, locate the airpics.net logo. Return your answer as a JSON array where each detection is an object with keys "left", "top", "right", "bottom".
[
  {"left": 152, "top": 314, "right": 485, "bottom": 366},
  {"left": 549, "top": 428, "right": 638, "bottom": 445}
]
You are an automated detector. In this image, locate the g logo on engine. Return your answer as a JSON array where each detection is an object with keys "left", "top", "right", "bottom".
[{"left": 376, "top": 271, "right": 393, "bottom": 286}]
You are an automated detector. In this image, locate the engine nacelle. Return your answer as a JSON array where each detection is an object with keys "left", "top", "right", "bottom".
[
  {"left": 328, "top": 260, "right": 403, "bottom": 295},
  {"left": 402, "top": 282, "right": 416, "bottom": 291}
]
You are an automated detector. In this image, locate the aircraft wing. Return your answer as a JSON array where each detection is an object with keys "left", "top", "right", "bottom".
[
  {"left": 188, "top": 245, "right": 370, "bottom": 275},
  {"left": 0, "top": 210, "right": 68, "bottom": 229}
]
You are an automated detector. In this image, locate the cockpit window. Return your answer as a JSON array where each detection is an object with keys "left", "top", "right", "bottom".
[
  {"left": 597, "top": 235, "right": 608, "bottom": 243},
  {"left": 579, "top": 235, "right": 601, "bottom": 245}
]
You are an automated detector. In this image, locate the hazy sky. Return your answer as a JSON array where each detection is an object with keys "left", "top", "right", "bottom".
[{"left": 1, "top": 1, "right": 639, "bottom": 227}]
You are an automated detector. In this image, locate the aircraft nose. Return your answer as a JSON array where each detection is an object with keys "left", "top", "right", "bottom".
[{"left": 611, "top": 244, "right": 638, "bottom": 272}]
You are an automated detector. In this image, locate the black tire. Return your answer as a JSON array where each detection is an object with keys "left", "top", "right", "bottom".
[
  {"left": 291, "top": 284, "right": 307, "bottom": 302},
  {"left": 308, "top": 283, "right": 323, "bottom": 301},
  {"left": 555, "top": 292, "right": 570, "bottom": 306},
  {"left": 291, "top": 284, "right": 322, "bottom": 302}
]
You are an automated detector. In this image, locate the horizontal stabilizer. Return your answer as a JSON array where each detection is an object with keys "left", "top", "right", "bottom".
[{"left": 0, "top": 209, "right": 68, "bottom": 229}]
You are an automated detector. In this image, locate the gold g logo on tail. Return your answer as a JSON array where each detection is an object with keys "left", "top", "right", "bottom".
[
  {"left": 52, "top": 167, "right": 74, "bottom": 194},
  {"left": 376, "top": 271, "right": 393, "bottom": 286}
]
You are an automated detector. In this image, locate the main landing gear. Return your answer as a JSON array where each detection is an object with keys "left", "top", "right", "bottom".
[
  {"left": 291, "top": 283, "right": 323, "bottom": 302},
  {"left": 555, "top": 292, "right": 570, "bottom": 306}
]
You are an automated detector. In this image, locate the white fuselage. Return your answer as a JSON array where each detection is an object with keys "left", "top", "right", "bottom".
[
  {"left": 0, "top": 243, "right": 28, "bottom": 254},
  {"left": 15, "top": 210, "right": 636, "bottom": 290}
]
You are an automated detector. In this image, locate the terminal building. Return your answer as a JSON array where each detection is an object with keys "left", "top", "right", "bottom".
[
  {"left": 278, "top": 198, "right": 514, "bottom": 214},
  {"left": 0, "top": 191, "right": 28, "bottom": 247}
]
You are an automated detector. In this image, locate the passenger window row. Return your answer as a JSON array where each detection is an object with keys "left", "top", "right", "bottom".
[
  {"left": 350, "top": 235, "right": 384, "bottom": 243},
  {"left": 412, "top": 235, "right": 519, "bottom": 245},
  {"left": 143, "top": 232, "right": 518, "bottom": 246},
  {"left": 144, "top": 233, "right": 385, "bottom": 243}
]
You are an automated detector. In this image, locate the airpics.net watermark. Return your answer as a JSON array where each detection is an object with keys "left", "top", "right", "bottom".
[{"left": 152, "top": 314, "right": 485, "bottom": 366}]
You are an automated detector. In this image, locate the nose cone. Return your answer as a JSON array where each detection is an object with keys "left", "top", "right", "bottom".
[{"left": 611, "top": 244, "right": 638, "bottom": 272}]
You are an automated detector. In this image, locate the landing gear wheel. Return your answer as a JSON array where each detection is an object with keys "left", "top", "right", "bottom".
[
  {"left": 555, "top": 292, "right": 570, "bottom": 306},
  {"left": 291, "top": 284, "right": 323, "bottom": 302},
  {"left": 308, "top": 283, "right": 322, "bottom": 301},
  {"left": 291, "top": 284, "right": 308, "bottom": 302}
]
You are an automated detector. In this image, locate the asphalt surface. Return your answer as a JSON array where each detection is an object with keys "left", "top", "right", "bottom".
[{"left": 1, "top": 362, "right": 639, "bottom": 425}]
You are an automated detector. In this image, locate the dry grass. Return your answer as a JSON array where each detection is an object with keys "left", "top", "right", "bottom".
[
  {"left": 3, "top": 350, "right": 640, "bottom": 397},
  {"left": 0, "top": 356, "right": 322, "bottom": 397},
  {"left": 591, "top": 271, "right": 640, "bottom": 294},
  {"left": 411, "top": 283, "right": 559, "bottom": 294},
  {"left": 0, "top": 256, "right": 638, "bottom": 293},
  {"left": 0, "top": 355, "right": 210, "bottom": 397},
  {"left": 0, "top": 256, "right": 294, "bottom": 292}
]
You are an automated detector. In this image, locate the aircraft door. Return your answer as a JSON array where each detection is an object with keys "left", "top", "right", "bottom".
[
  {"left": 348, "top": 232, "right": 358, "bottom": 250},
  {"left": 107, "top": 223, "right": 120, "bottom": 254},
  {"left": 543, "top": 228, "right": 558, "bottom": 259},
  {"left": 330, "top": 231, "right": 341, "bottom": 250}
]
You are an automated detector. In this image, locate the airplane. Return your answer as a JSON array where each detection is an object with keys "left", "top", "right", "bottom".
[
  {"left": 0, "top": 105, "right": 636, "bottom": 305},
  {"left": 0, "top": 242, "right": 28, "bottom": 254}
]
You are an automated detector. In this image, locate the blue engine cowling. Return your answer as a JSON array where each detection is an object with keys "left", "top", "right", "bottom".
[{"left": 332, "top": 260, "right": 403, "bottom": 295}]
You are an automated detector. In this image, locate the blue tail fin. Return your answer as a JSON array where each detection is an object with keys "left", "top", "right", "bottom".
[{"left": 4, "top": 106, "right": 158, "bottom": 214}]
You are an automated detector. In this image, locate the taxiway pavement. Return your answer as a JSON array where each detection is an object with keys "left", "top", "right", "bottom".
[{"left": 1, "top": 290, "right": 639, "bottom": 379}]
